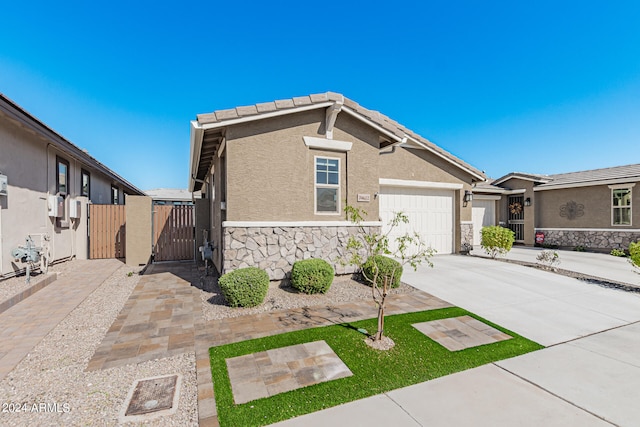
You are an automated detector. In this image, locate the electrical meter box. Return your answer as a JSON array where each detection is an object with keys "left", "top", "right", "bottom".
[
  {"left": 69, "top": 199, "right": 81, "bottom": 219},
  {"left": 0, "top": 174, "right": 7, "bottom": 196},
  {"left": 48, "top": 195, "right": 65, "bottom": 218}
]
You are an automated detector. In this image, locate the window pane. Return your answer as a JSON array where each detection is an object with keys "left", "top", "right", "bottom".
[
  {"left": 58, "top": 163, "right": 67, "bottom": 193},
  {"left": 316, "top": 188, "right": 337, "bottom": 212},
  {"left": 328, "top": 171, "right": 339, "bottom": 185},
  {"left": 327, "top": 159, "right": 338, "bottom": 171},
  {"left": 316, "top": 171, "right": 326, "bottom": 184},
  {"left": 614, "top": 207, "right": 631, "bottom": 225},
  {"left": 316, "top": 158, "right": 327, "bottom": 170},
  {"left": 613, "top": 189, "right": 631, "bottom": 206}
]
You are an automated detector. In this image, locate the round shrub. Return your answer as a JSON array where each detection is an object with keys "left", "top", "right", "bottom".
[
  {"left": 362, "top": 255, "right": 403, "bottom": 288},
  {"left": 291, "top": 259, "right": 334, "bottom": 294},
  {"left": 218, "top": 267, "right": 269, "bottom": 308}
]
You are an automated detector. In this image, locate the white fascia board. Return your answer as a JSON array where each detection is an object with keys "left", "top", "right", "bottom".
[
  {"left": 379, "top": 178, "right": 463, "bottom": 190},
  {"left": 473, "top": 194, "right": 502, "bottom": 201},
  {"left": 199, "top": 102, "right": 333, "bottom": 131},
  {"left": 608, "top": 183, "right": 636, "bottom": 189},
  {"left": 503, "top": 189, "right": 526, "bottom": 195},
  {"left": 534, "top": 178, "right": 640, "bottom": 191},
  {"left": 403, "top": 136, "right": 486, "bottom": 181},
  {"left": 303, "top": 136, "right": 352, "bottom": 152},
  {"left": 535, "top": 227, "right": 640, "bottom": 232},
  {"left": 493, "top": 174, "right": 551, "bottom": 186},
  {"left": 222, "top": 221, "right": 382, "bottom": 228},
  {"left": 217, "top": 138, "right": 226, "bottom": 158},
  {"left": 188, "top": 120, "right": 204, "bottom": 192}
]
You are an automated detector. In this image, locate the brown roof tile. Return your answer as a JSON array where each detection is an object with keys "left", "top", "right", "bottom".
[
  {"left": 274, "top": 99, "right": 295, "bottom": 109},
  {"left": 292, "top": 96, "right": 312, "bottom": 106},
  {"left": 255, "top": 102, "right": 277, "bottom": 113},
  {"left": 197, "top": 112, "right": 218, "bottom": 124},
  {"left": 236, "top": 105, "right": 259, "bottom": 116},
  {"left": 215, "top": 108, "right": 239, "bottom": 121},
  {"left": 309, "top": 93, "right": 329, "bottom": 103}
]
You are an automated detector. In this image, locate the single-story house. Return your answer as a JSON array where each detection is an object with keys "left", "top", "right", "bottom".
[
  {"left": 145, "top": 188, "right": 195, "bottom": 205},
  {"left": 189, "top": 92, "right": 486, "bottom": 279},
  {"left": 0, "top": 93, "right": 144, "bottom": 278},
  {"left": 472, "top": 164, "right": 640, "bottom": 251}
]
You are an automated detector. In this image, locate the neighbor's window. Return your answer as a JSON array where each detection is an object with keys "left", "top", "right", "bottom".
[
  {"left": 81, "top": 169, "right": 90, "bottom": 198},
  {"left": 612, "top": 187, "right": 632, "bottom": 225},
  {"left": 315, "top": 157, "right": 340, "bottom": 214},
  {"left": 56, "top": 156, "right": 70, "bottom": 196},
  {"left": 111, "top": 186, "right": 119, "bottom": 205}
]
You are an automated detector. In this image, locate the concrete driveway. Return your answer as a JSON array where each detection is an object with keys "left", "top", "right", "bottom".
[
  {"left": 273, "top": 254, "right": 640, "bottom": 426},
  {"left": 403, "top": 255, "right": 640, "bottom": 346}
]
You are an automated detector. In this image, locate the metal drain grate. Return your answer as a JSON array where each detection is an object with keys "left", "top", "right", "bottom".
[{"left": 125, "top": 375, "right": 178, "bottom": 416}]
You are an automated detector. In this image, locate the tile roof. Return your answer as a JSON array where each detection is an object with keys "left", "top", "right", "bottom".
[
  {"left": 536, "top": 163, "right": 640, "bottom": 189},
  {"left": 196, "top": 92, "right": 485, "bottom": 180}
]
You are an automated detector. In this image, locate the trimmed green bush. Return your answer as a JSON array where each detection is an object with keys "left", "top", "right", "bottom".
[
  {"left": 610, "top": 248, "right": 627, "bottom": 257},
  {"left": 290, "top": 259, "right": 334, "bottom": 294},
  {"left": 362, "top": 255, "right": 403, "bottom": 288},
  {"left": 480, "top": 226, "right": 515, "bottom": 259},
  {"left": 630, "top": 241, "right": 640, "bottom": 269},
  {"left": 218, "top": 267, "right": 269, "bottom": 308}
]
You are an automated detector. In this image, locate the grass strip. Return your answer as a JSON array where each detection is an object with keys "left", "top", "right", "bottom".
[{"left": 210, "top": 307, "right": 543, "bottom": 426}]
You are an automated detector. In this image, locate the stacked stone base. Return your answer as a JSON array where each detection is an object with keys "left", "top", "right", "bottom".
[
  {"left": 461, "top": 223, "right": 473, "bottom": 248},
  {"left": 537, "top": 229, "right": 640, "bottom": 251},
  {"left": 223, "top": 225, "right": 379, "bottom": 280}
]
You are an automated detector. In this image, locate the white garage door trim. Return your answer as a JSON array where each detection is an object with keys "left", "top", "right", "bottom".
[{"left": 379, "top": 183, "right": 455, "bottom": 255}]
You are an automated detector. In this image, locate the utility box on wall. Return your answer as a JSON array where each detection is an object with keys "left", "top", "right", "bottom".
[
  {"left": 69, "top": 199, "right": 81, "bottom": 219},
  {"left": 48, "top": 195, "right": 64, "bottom": 218},
  {"left": 0, "top": 174, "right": 7, "bottom": 196}
]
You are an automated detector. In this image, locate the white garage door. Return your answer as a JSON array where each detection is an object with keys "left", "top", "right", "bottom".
[
  {"left": 472, "top": 199, "right": 496, "bottom": 245},
  {"left": 379, "top": 186, "right": 454, "bottom": 254}
]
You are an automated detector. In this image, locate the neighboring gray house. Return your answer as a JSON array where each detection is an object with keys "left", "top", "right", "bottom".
[
  {"left": 473, "top": 164, "right": 640, "bottom": 250},
  {"left": 0, "top": 93, "right": 144, "bottom": 278}
]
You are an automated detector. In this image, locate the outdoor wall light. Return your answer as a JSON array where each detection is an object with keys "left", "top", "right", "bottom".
[
  {"left": 524, "top": 197, "right": 532, "bottom": 206},
  {"left": 463, "top": 190, "right": 473, "bottom": 203}
]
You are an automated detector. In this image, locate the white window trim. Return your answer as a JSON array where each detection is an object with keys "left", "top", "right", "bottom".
[
  {"left": 303, "top": 136, "right": 352, "bottom": 152},
  {"left": 610, "top": 185, "right": 633, "bottom": 226},
  {"left": 314, "top": 155, "right": 341, "bottom": 215}
]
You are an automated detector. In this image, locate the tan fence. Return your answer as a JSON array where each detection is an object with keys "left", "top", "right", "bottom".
[
  {"left": 89, "top": 204, "right": 126, "bottom": 259},
  {"left": 153, "top": 205, "right": 195, "bottom": 262}
]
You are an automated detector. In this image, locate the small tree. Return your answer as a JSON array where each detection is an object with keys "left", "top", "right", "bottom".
[
  {"left": 343, "top": 205, "right": 435, "bottom": 342},
  {"left": 629, "top": 241, "right": 640, "bottom": 273},
  {"left": 481, "top": 225, "right": 515, "bottom": 259}
]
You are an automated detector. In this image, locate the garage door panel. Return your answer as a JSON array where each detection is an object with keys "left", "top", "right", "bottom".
[
  {"left": 472, "top": 200, "right": 496, "bottom": 244},
  {"left": 379, "top": 186, "right": 454, "bottom": 254}
]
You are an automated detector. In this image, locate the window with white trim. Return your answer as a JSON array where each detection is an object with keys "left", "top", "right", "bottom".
[
  {"left": 315, "top": 157, "right": 340, "bottom": 214},
  {"left": 612, "top": 187, "right": 632, "bottom": 225}
]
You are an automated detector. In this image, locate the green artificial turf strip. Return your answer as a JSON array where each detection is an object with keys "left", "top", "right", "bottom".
[{"left": 209, "top": 307, "right": 543, "bottom": 427}]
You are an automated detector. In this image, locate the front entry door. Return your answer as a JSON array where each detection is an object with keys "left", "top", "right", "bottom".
[{"left": 507, "top": 195, "right": 525, "bottom": 242}]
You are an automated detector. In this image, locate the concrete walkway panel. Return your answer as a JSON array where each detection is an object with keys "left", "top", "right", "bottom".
[
  {"left": 569, "top": 322, "right": 640, "bottom": 368},
  {"left": 387, "top": 364, "right": 609, "bottom": 427},
  {"left": 497, "top": 343, "right": 640, "bottom": 427},
  {"left": 269, "top": 394, "right": 421, "bottom": 427}
]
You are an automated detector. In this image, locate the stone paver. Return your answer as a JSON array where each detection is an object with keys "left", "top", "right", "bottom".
[
  {"left": 227, "top": 340, "right": 352, "bottom": 404},
  {"left": 86, "top": 263, "right": 201, "bottom": 371},
  {"left": 0, "top": 259, "right": 122, "bottom": 381},
  {"left": 413, "top": 315, "right": 511, "bottom": 351}
]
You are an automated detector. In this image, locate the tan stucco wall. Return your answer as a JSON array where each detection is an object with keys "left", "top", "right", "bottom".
[
  {"left": 536, "top": 184, "right": 640, "bottom": 229},
  {"left": 225, "top": 110, "right": 380, "bottom": 222},
  {"left": 125, "top": 195, "right": 152, "bottom": 266}
]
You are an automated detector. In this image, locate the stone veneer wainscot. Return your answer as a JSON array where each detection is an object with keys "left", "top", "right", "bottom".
[
  {"left": 223, "top": 225, "right": 380, "bottom": 280},
  {"left": 537, "top": 228, "right": 640, "bottom": 251}
]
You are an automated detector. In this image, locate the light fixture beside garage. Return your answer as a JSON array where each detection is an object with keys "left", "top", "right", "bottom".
[{"left": 464, "top": 190, "right": 473, "bottom": 204}]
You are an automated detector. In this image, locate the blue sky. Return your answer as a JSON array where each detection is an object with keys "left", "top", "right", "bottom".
[{"left": 2, "top": 1, "right": 639, "bottom": 190}]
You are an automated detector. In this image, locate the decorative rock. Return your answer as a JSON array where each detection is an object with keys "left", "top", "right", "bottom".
[{"left": 245, "top": 238, "right": 259, "bottom": 251}]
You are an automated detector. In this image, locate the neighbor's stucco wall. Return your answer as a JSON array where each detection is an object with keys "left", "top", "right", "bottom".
[
  {"left": 0, "top": 112, "right": 128, "bottom": 277},
  {"left": 535, "top": 184, "right": 640, "bottom": 229}
]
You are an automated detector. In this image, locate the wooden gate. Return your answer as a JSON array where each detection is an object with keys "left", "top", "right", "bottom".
[
  {"left": 89, "top": 204, "right": 126, "bottom": 259},
  {"left": 153, "top": 205, "right": 195, "bottom": 261}
]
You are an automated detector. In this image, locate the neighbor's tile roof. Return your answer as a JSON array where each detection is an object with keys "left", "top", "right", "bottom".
[
  {"left": 145, "top": 188, "right": 193, "bottom": 202},
  {"left": 196, "top": 92, "right": 485, "bottom": 180},
  {"left": 536, "top": 163, "right": 640, "bottom": 188},
  {"left": 473, "top": 181, "right": 506, "bottom": 193}
]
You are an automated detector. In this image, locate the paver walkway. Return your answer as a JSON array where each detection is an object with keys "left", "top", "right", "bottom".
[{"left": 0, "top": 258, "right": 122, "bottom": 381}]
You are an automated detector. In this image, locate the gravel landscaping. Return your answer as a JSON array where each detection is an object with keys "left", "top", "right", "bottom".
[
  {"left": 0, "top": 264, "right": 197, "bottom": 427},
  {"left": 0, "top": 259, "right": 78, "bottom": 306},
  {"left": 197, "top": 273, "right": 419, "bottom": 321}
]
